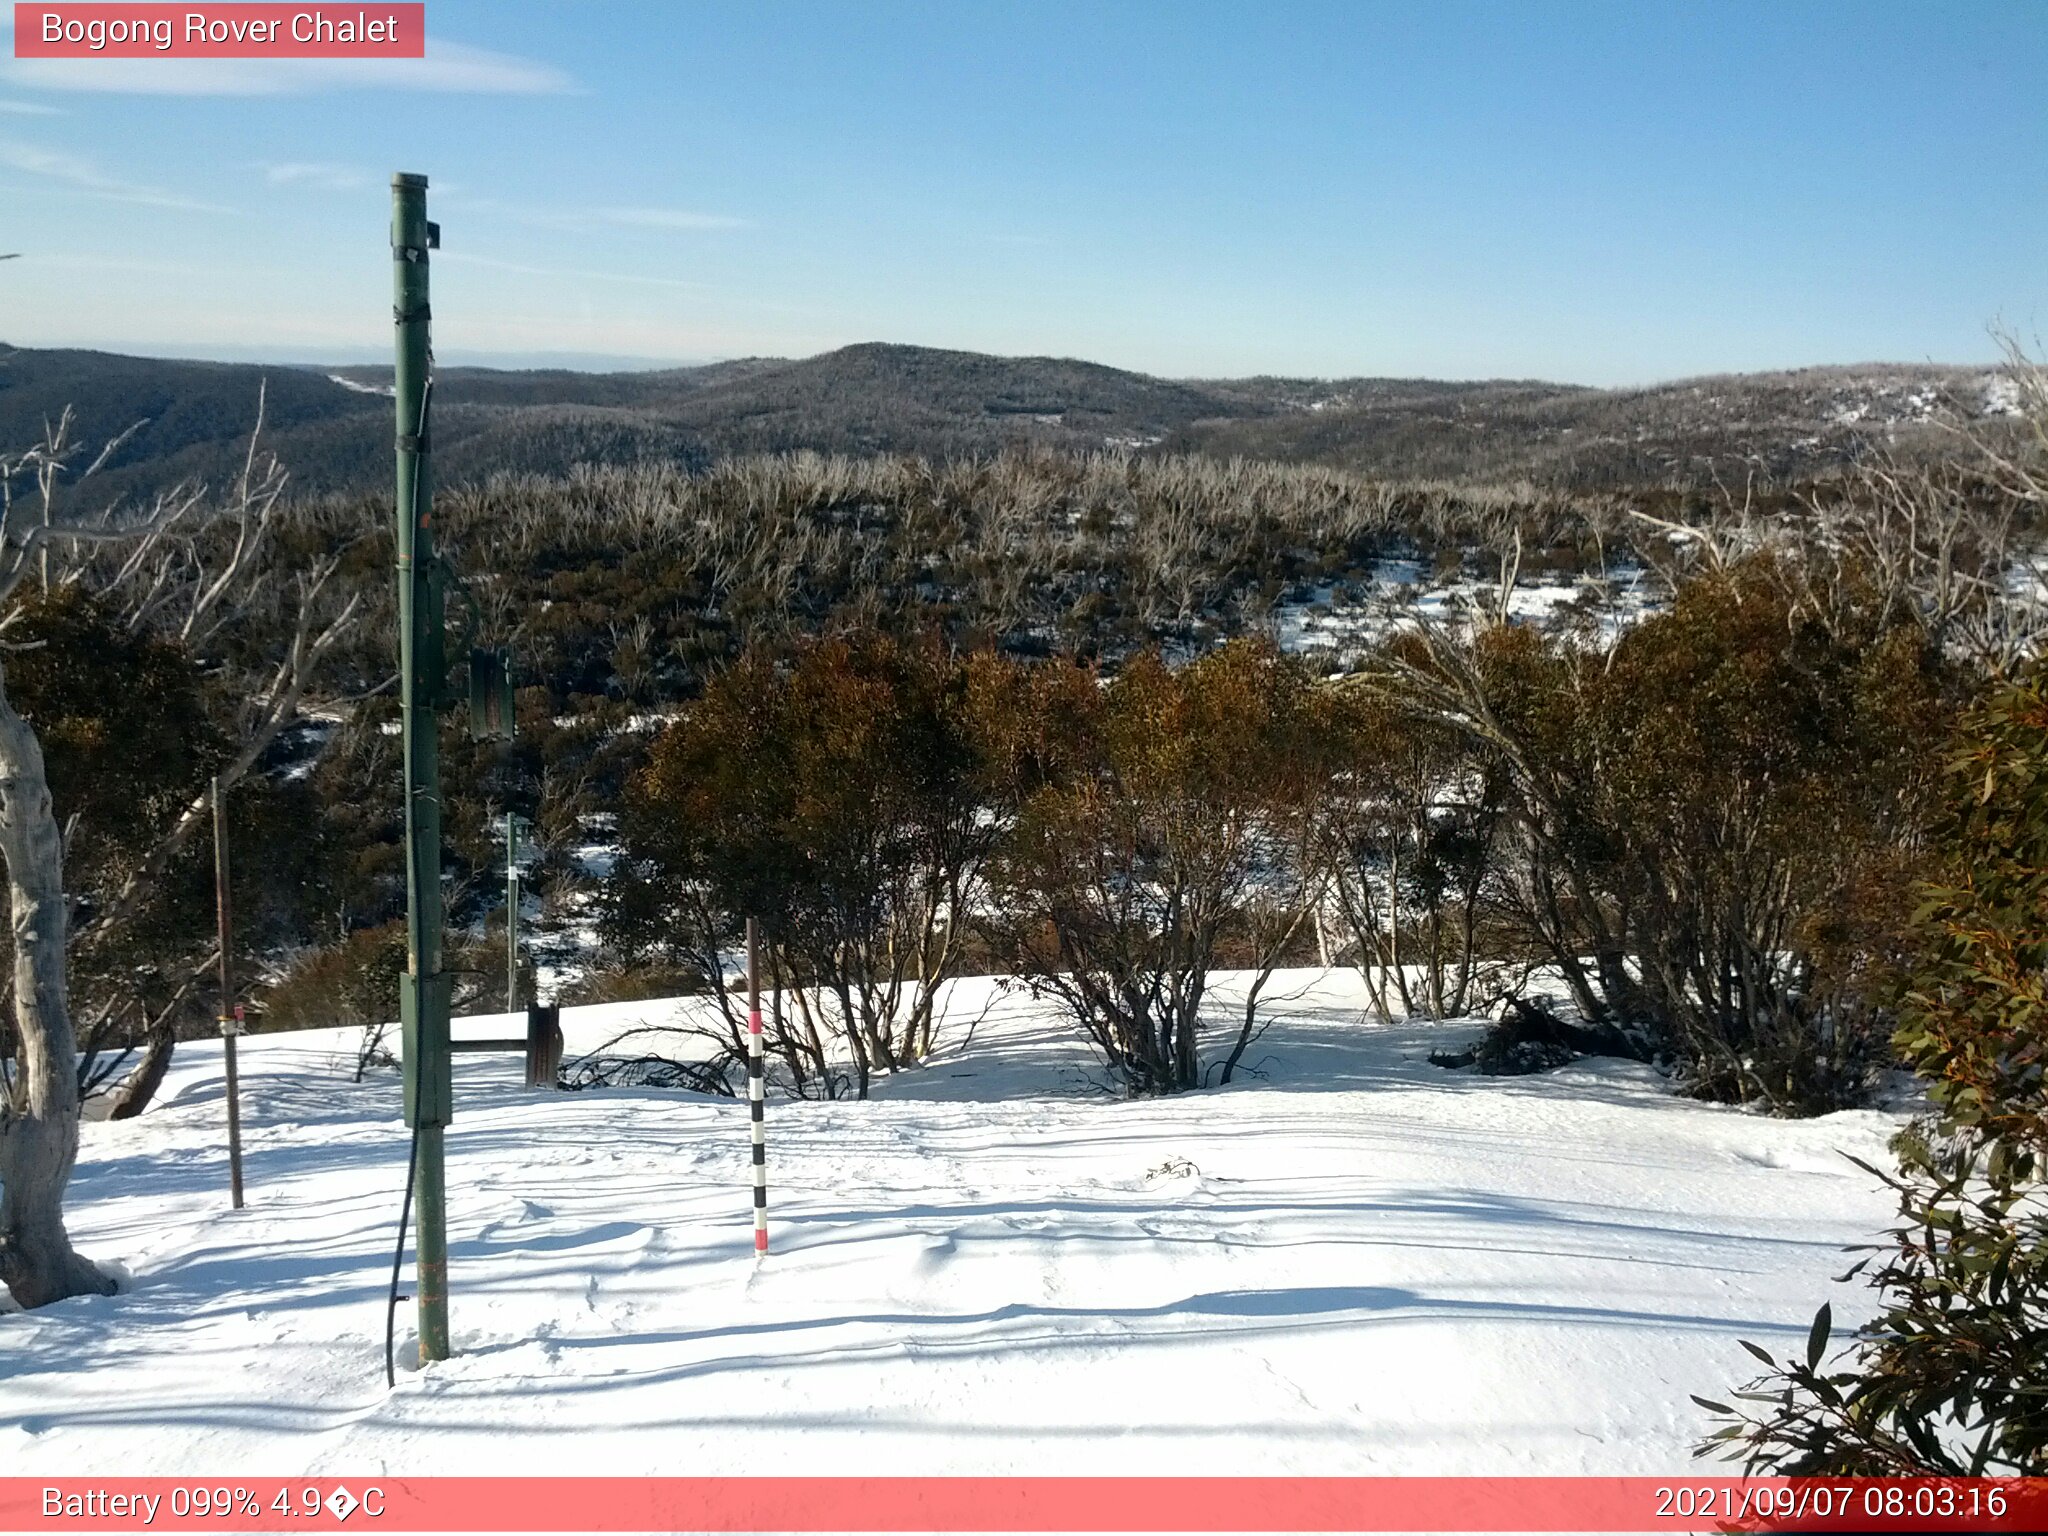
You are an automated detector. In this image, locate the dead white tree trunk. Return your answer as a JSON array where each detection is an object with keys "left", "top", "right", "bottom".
[{"left": 0, "top": 665, "right": 115, "bottom": 1306}]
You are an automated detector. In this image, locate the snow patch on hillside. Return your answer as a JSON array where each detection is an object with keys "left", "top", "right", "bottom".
[
  {"left": 1272, "top": 557, "right": 1663, "bottom": 661},
  {"left": 326, "top": 373, "right": 394, "bottom": 398}
]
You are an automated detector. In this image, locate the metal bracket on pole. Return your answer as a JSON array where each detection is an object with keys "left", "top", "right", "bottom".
[{"left": 399, "top": 970, "right": 454, "bottom": 1129}]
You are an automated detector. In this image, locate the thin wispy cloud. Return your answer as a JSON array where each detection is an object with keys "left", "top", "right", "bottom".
[
  {"left": 0, "top": 137, "right": 227, "bottom": 212},
  {"left": 598, "top": 207, "right": 749, "bottom": 232},
  {"left": 265, "top": 161, "right": 370, "bottom": 191},
  {"left": 437, "top": 196, "right": 752, "bottom": 237},
  {"left": 439, "top": 250, "right": 711, "bottom": 292},
  {"left": 45, "top": 252, "right": 218, "bottom": 279},
  {"left": 438, "top": 250, "right": 844, "bottom": 324},
  {"left": 0, "top": 21, "right": 576, "bottom": 98},
  {"left": 0, "top": 98, "right": 61, "bottom": 116}
]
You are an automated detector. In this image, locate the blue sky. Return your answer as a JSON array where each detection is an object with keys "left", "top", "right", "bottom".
[{"left": 1, "top": 0, "right": 2042, "bottom": 383}]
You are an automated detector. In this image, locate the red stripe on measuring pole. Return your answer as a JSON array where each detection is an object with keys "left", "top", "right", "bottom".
[
  {"left": 4, "top": 1477, "right": 2043, "bottom": 1531},
  {"left": 745, "top": 919, "right": 768, "bottom": 1256}
]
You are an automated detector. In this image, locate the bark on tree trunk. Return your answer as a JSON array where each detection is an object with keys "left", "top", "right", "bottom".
[
  {"left": 0, "top": 671, "right": 116, "bottom": 1308},
  {"left": 105, "top": 964, "right": 207, "bottom": 1120},
  {"left": 106, "top": 1026, "right": 174, "bottom": 1122}
]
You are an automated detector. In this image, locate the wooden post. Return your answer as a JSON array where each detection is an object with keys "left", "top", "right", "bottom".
[
  {"left": 524, "top": 1004, "right": 562, "bottom": 1089},
  {"left": 746, "top": 917, "right": 767, "bottom": 1254},
  {"left": 212, "top": 776, "right": 246, "bottom": 1210}
]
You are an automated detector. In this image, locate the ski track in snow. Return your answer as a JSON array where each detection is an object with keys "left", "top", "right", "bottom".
[{"left": 1, "top": 971, "right": 1901, "bottom": 1476}]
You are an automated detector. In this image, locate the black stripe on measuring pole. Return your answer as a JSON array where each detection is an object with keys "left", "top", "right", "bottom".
[{"left": 748, "top": 1001, "right": 768, "bottom": 1253}]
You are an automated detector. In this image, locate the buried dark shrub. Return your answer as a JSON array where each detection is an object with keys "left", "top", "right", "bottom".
[{"left": 1429, "top": 997, "right": 1654, "bottom": 1077}]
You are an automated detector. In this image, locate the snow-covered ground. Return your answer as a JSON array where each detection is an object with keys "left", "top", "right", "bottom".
[
  {"left": 3, "top": 971, "right": 1902, "bottom": 1478},
  {"left": 1272, "top": 559, "right": 1664, "bottom": 664},
  {"left": 528, "top": 812, "right": 622, "bottom": 1002}
]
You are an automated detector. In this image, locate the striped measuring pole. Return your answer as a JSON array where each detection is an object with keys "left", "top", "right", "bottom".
[{"left": 745, "top": 916, "right": 768, "bottom": 1254}]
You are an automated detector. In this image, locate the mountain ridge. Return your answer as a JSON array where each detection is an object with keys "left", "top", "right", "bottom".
[{"left": 0, "top": 340, "right": 2013, "bottom": 509}]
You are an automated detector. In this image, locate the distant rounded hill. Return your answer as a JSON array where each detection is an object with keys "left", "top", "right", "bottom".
[{"left": 0, "top": 339, "right": 2011, "bottom": 509}]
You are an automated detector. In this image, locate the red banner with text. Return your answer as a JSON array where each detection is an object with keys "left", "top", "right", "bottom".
[
  {"left": 3, "top": 1477, "right": 2047, "bottom": 1533},
  {"left": 12, "top": 5, "right": 424, "bottom": 59}
]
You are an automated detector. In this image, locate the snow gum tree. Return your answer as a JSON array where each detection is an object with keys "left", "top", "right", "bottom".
[
  {"left": 0, "top": 408, "right": 362, "bottom": 1308},
  {"left": 1319, "top": 669, "right": 1509, "bottom": 1023},
  {"left": 0, "top": 427, "right": 181, "bottom": 1306},
  {"left": 984, "top": 638, "right": 1328, "bottom": 1095},
  {"left": 1382, "top": 554, "right": 1952, "bottom": 1111},
  {"left": 1, "top": 588, "right": 219, "bottom": 1108},
  {"left": 1590, "top": 560, "right": 1949, "bottom": 1106},
  {"left": 1699, "top": 663, "right": 2048, "bottom": 1476},
  {"left": 610, "top": 632, "right": 1007, "bottom": 1099}
]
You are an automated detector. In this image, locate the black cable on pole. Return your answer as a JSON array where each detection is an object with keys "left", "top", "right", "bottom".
[{"left": 385, "top": 1116, "right": 421, "bottom": 1390}]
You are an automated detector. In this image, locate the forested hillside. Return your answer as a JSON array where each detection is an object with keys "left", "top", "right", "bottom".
[
  {"left": 5, "top": 383, "right": 2040, "bottom": 1125},
  {"left": 1, "top": 340, "right": 2014, "bottom": 511}
]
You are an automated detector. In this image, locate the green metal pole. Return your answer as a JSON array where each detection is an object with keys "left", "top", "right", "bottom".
[{"left": 392, "top": 172, "right": 451, "bottom": 1366}]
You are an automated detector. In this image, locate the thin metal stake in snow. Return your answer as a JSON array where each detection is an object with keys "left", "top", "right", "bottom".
[
  {"left": 504, "top": 811, "right": 524, "bottom": 1012},
  {"left": 746, "top": 916, "right": 768, "bottom": 1255},
  {"left": 212, "top": 776, "right": 246, "bottom": 1210}
]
